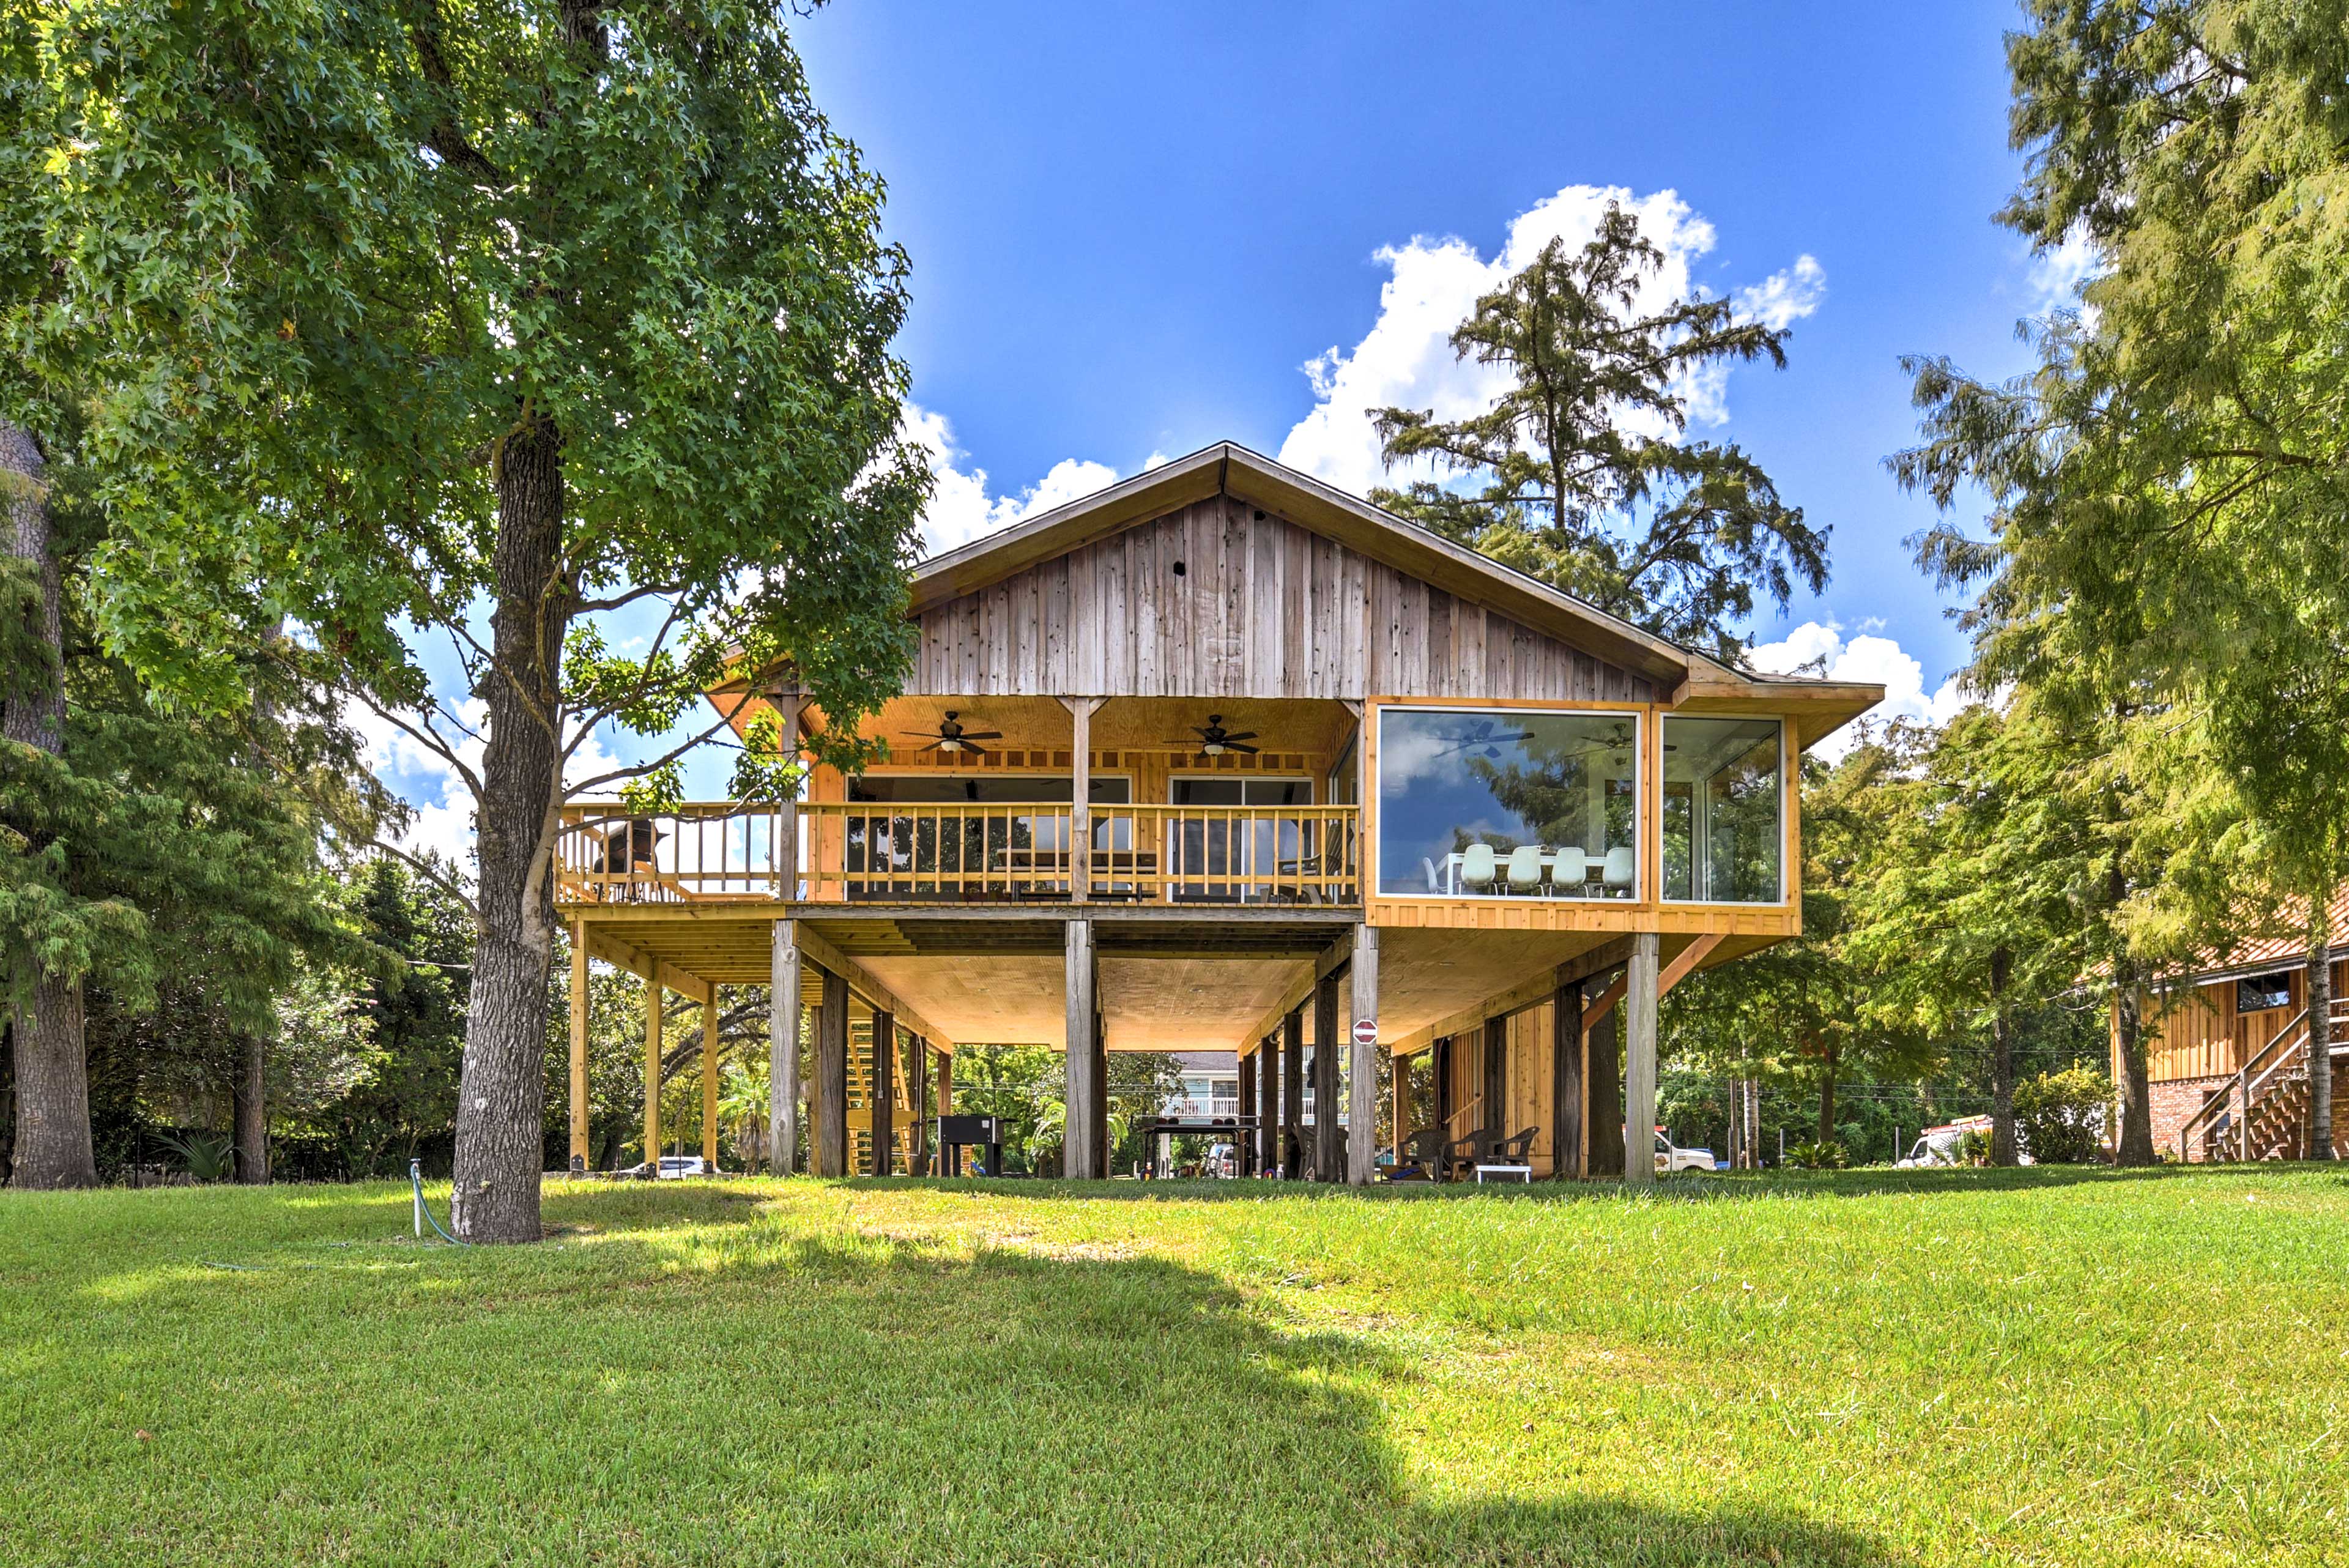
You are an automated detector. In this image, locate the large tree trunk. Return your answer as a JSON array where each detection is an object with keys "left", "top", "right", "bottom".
[
  {"left": 2307, "top": 896, "right": 2334, "bottom": 1161},
  {"left": 3, "top": 417, "right": 95, "bottom": 1189},
  {"left": 1814, "top": 1040, "right": 1838, "bottom": 1145},
  {"left": 2112, "top": 975, "right": 2155, "bottom": 1167},
  {"left": 451, "top": 414, "right": 570, "bottom": 1243},
  {"left": 1989, "top": 945, "right": 2018, "bottom": 1167},
  {"left": 232, "top": 1031, "right": 269, "bottom": 1184}
]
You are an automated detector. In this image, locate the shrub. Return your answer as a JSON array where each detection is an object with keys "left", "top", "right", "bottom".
[
  {"left": 1952, "top": 1128, "right": 1991, "bottom": 1165},
  {"left": 1787, "top": 1139, "right": 1848, "bottom": 1170},
  {"left": 2016, "top": 1066, "right": 2112, "bottom": 1164},
  {"left": 155, "top": 1131, "right": 236, "bottom": 1183}
]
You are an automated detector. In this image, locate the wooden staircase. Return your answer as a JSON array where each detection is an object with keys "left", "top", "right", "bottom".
[
  {"left": 2179, "top": 998, "right": 2349, "bottom": 1162},
  {"left": 847, "top": 1020, "right": 924, "bottom": 1175}
]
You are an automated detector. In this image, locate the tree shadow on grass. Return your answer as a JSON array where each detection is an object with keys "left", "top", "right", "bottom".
[{"left": 18, "top": 1193, "right": 1917, "bottom": 1568}]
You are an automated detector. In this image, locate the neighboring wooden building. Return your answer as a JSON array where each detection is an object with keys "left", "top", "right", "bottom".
[
  {"left": 555, "top": 443, "right": 1882, "bottom": 1183},
  {"left": 2127, "top": 890, "right": 2349, "bottom": 1162}
]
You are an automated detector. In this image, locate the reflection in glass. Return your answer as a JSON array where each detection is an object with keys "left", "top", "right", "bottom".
[
  {"left": 1661, "top": 718, "right": 1781, "bottom": 902},
  {"left": 1376, "top": 709, "right": 1639, "bottom": 899}
]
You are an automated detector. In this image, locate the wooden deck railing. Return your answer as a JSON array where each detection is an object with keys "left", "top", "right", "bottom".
[
  {"left": 557, "top": 800, "right": 1362, "bottom": 907},
  {"left": 557, "top": 803, "right": 786, "bottom": 904}
]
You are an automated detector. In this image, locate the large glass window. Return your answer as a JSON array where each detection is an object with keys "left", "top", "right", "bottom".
[
  {"left": 1661, "top": 717, "right": 1782, "bottom": 903},
  {"left": 1375, "top": 708, "right": 1639, "bottom": 899}
]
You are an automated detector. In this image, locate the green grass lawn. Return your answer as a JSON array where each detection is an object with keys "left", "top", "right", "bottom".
[{"left": 4, "top": 1167, "right": 2346, "bottom": 1566}]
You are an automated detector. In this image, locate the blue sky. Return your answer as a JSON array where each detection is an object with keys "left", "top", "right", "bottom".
[{"left": 371, "top": 2, "right": 2085, "bottom": 861}]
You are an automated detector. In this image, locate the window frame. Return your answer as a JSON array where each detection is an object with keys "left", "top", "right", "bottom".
[
  {"left": 1369, "top": 702, "right": 1646, "bottom": 904},
  {"left": 1658, "top": 715, "right": 1789, "bottom": 908}
]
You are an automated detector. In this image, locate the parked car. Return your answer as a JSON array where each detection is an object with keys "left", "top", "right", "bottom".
[
  {"left": 1653, "top": 1131, "right": 1715, "bottom": 1175},
  {"left": 616, "top": 1156, "right": 708, "bottom": 1180}
]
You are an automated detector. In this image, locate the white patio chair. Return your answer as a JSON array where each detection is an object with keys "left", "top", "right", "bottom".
[
  {"left": 1601, "top": 845, "right": 1636, "bottom": 896},
  {"left": 1505, "top": 845, "right": 1545, "bottom": 894},
  {"left": 1549, "top": 847, "right": 1588, "bottom": 895},
  {"left": 1461, "top": 842, "right": 1498, "bottom": 893},
  {"left": 1422, "top": 856, "right": 1443, "bottom": 894}
]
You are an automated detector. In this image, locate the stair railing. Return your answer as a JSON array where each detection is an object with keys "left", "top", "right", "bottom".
[
  {"left": 2176, "top": 1006, "right": 2306, "bottom": 1164},
  {"left": 2175, "top": 995, "right": 2349, "bottom": 1162}
]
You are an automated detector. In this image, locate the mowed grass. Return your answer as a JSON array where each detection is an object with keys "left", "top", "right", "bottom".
[{"left": 3, "top": 1167, "right": 2346, "bottom": 1567}]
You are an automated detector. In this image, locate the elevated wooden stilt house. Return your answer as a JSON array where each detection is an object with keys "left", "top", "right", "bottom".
[{"left": 557, "top": 444, "right": 1883, "bottom": 1182}]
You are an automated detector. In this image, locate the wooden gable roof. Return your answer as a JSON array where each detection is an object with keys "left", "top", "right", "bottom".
[{"left": 906, "top": 443, "right": 1882, "bottom": 745}]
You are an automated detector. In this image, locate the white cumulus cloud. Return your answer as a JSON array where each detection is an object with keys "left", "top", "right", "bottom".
[
  {"left": 906, "top": 404, "right": 1120, "bottom": 559},
  {"left": 1276, "top": 184, "right": 1825, "bottom": 497},
  {"left": 1745, "top": 620, "right": 1973, "bottom": 760}
]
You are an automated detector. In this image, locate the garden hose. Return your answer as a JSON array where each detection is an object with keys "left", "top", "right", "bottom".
[{"left": 409, "top": 1159, "right": 467, "bottom": 1246}]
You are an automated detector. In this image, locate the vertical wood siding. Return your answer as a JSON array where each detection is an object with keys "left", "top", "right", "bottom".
[{"left": 911, "top": 497, "right": 1656, "bottom": 703}]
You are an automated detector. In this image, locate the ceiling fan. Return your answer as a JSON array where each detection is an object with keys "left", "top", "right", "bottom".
[
  {"left": 1166, "top": 714, "right": 1259, "bottom": 757},
  {"left": 1432, "top": 718, "right": 1537, "bottom": 759},
  {"left": 901, "top": 710, "right": 1001, "bottom": 757}
]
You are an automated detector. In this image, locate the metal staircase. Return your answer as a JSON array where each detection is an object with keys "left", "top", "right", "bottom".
[{"left": 2176, "top": 996, "right": 2349, "bottom": 1162}]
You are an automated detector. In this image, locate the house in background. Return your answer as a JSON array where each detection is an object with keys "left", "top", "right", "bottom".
[
  {"left": 553, "top": 444, "right": 1882, "bottom": 1183},
  {"left": 2132, "top": 891, "right": 2348, "bottom": 1162}
]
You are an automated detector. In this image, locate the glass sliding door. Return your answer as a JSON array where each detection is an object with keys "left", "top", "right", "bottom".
[
  {"left": 1168, "top": 776, "right": 1313, "bottom": 902},
  {"left": 1375, "top": 708, "right": 1640, "bottom": 899}
]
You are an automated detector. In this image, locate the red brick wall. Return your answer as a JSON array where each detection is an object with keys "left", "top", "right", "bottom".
[{"left": 2151, "top": 1068, "right": 2349, "bottom": 1161}]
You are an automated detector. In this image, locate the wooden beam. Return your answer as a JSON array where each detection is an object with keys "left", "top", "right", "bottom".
[
  {"left": 789, "top": 920, "right": 953, "bottom": 1054},
  {"left": 1390, "top": 937, "right": 1642, "bottom": 1059},
  {"left": 1256, "top": 1032, "right": 1280, "bottom": 1177},
  {"left": 1659, "top": 932, "right": 1726, "bottom": 996},
  {"left": 776, "top": 693, "right": 803, "bottom": 900},
  {"left": 1240, "top": 930, "right": 1356, "bottom": 1058},
  {"left": 581, "top": 922, "right": 712, "bottom": 1006},
  {"left": 568, "top": 920, "right": 590, "bottom": 1172},
  {"left": 1583, "top": 932, "right": 1721, "bottom": 1037},
  {"left": 1347, "top": 924, "right": 1379, "bottom": 1186},
  {"left": 770, "top": 920, "right": 799, "bottom": 1176}
]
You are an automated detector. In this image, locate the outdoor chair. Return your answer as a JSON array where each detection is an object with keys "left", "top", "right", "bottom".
[
  {"left": 1442, "top": 1127, "right": 1497, "bottom": 1180},
  {"left": 1388, "top": 1126, "right": 1447, "bottom": 1181},
  {"left": 1489, "top": 1125, "right": 1539, "bottom": 1165},
  {"left": 1505, "top": 845, "right": 1545, "bottom": 894}
]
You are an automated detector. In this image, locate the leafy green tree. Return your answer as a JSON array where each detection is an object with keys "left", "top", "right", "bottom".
[
  {"left": 1891, "top": 0, "right": 2349, "bottom": 1159},
  {"left": 1844, "top": 704, "right": 2106, "bottom": 1166},
  {"left": 23, "top": 0, "right": 929, "bottom": 1234},
  {"left": 1370, "top": 203, "right": 1827, "bottom": 659}
]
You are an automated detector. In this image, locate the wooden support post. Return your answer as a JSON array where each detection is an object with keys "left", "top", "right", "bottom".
[
  {"left": 770, "top": 920, "right": 799, "bottom": 1176},
  {"left": 910, "top": 1035, "right": 930, "bottom": 1176},
  {"left": 1553, "top": 979, "right": 1586, "bottom": 1179},
  {"left": 1348, "top": 924, "right": 1379, "bottom": 1186},
  {"left": 1626, "top": 933, "right": 1660, "bottom": 1189},
  {"left": 815, "top": 966, "right": 848, "bottom": 1178},
  {"left": 1064, "top": 918, "right": 1099, "bottom": 1178},
  {"left": 1312, "top": 974, "right": 1340, "bottom": 1181},
  {"left": 701, "top": 990, "right": 720, "bottom": 1170},
  {"left": 1282, "top": 1008, "right": 1306, "bottom": 1180},
  {"left": 1237, "top": 1042, "right": 1258, "bottom": 1176},
  {"left": 643, "top": 979, "right": 664, "bottom": 1170},
  {"left": 925, "top": 1048, "right": 944, "bottom": 1170},
  {"left": 869, "top": 1008, "right": 895, "bottom": 1177},
  {"left": 1066, "top": 698, "right": 1096, "bottom": 904},
  {"left": 1587, "top": 981, "right": 1624, "bottom": 1177},
  {"left": 568, "top": 923, "right": 589, "bottom": 1172},
  {"left": 1257, "top": 1035, "right": 1280, "bottom": 1177},
  {"left": 774, "top": 691, "right": 803, "bottom": 900},
  {"left": 1482, "top": 1013, "right": 1508, "bottom": 1142}
]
